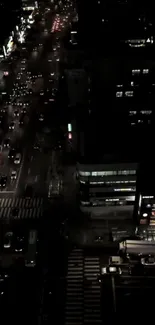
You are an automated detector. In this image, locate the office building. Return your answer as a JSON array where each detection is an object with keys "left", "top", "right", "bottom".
[{"left": 77, "top": 157, "right": 138, "bottom": 219}]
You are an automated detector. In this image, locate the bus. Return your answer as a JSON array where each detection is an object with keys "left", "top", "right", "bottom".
[{"left": 25, "top": 230, "right": 38, "bottom": 267}]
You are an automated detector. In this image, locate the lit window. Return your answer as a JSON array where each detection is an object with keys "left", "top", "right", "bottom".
[
  {"left": 116, "top": 84, "right": 123, "bottom": 88},
  {"left": 114, "top": 188, "right": 135, "bottom": 192},
  {"left": 140, "top": 110, "right": 152, "bottom": 115},
  {"left": 79, "top": 171, "right": 90, "bottom": 176},
  {"left": 129, "top": 110, "right": 137, "bottom": 115},
  {"left": 118, "top": 170, "right": 136, "bottom": 175},
  {"left": 143, "top": 69, "right": 149, "bottom": 74},
  {"left": 116, "top": 91, "right": 123, "bottom": 97},
  {"left": 125, "top": 91, "right": 134, "bottom": 97},
  {"left": 132, "top": 69, "right": 140, "bottom": 75}
]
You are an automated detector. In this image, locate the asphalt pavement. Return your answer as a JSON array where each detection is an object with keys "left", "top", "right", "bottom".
[{"left": 0, "top": 0, "right": 75, "bottom": 210}]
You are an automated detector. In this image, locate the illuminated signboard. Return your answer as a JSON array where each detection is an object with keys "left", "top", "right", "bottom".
[
  {"left": 68, "top": 133, "right": 72, "bottom": 139},
  {"left": 68, "top": 123, "right": 72, "bottom": 132}
]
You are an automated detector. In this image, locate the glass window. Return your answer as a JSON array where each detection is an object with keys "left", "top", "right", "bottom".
[
  {"left": 140, "top": 110, "right": 152, "bottom": 115},
  {"left": 116, "top": 91, "right": 123, "bottom": 97},
  {"left": 132, "top": 69, "right": 140, "bottom": 75},
  {"left": 116, "top": 84, "right": 123, "bottom": 88},
  {"left": 143, "top": 69, "right": 149, "bottom": 74},
  {"left": 79, "top": 171, "right": 90, "bottom": 176},
  {"left": 91, "top": 172, "right": 98, "bottom": 176},
  {"left": 125, "top": 91, "right": 134, "bottom": 97},
  {"left": 129, "top": 110, "right": 137, "bottom": 115}
]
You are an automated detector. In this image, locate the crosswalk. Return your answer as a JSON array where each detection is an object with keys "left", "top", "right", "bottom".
[
  {"left": 84, "top": 256, "right": 101, "bottom": 325},
  {"left": 0, "top": 197, "right": 43, "bottom": 219},
  {"left": 0, "top": 197, "right": 43, "bottom": 208},
  {"left": 66, "top": 248, "right": 84, "bottom": 325},
  {"left": 65, "top": 249, "right": 102, "bottom": 325}
]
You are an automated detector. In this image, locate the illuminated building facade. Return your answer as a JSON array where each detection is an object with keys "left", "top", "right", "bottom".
[{"left": 77, "top": 161, "right": 138, "bottom": 219}]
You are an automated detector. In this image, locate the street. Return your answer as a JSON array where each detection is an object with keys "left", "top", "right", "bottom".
[{"left": 0, "top": 0, "right": 75, "bottom": 214}]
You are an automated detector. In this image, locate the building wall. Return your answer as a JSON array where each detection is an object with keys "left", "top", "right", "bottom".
[{"left": 65, "top": 69, "right": 88, "bottom": 107}]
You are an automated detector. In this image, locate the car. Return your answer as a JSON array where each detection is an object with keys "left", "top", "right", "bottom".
[
  {"left": 11, "top": 208, "right": 19, "bottom": 218},
  {"left": 40, "top": 90, "right": 44, "bottom": 96},
  {"left": 0, "top": 176, "right": 7, "bottom": 188},
  {"left": 141, "top": 256, "right": 155, "bottom": 265},
  {"left": 19, "top": 116, "right": 24, "bottom": 126},
  {"left": 33, "top": 143, "right": 40, "bottom": 150},
  {"left": 8, "top": 148, "right": 16, "bottom": 159},
  {"left": 17, "top": 101, "right": 22, "bottom": 106},
  {"left": 9, "top": 122, "right": 15, "bottom": 130},
  {"left": 94, "top": 236, "right": 104, "bottom": 242},
  {"left": 3, "top": 232, "right": 13, "bottom": 249},
  {"left": 11, "top": 170, "right": 17, "bottom": 180},
  {"left": 0, "top": 108, "right": 6, "bottom": 113},
  {"left": 21, "top": 107, "right": 27, "bottom": 114},
  {"left": 14, "top": 153, "right": 21, "bottom": 164},
  {"left": 14, "top": 236, "right": 24, "bottom": 252},
  {"left": 23, "top": 101, "right": 29, "bottom": 106},
  {"left": 3, "top": 138, "right": 10, "bottom": 148},
  {"left": 39, "top": 114, "right": 44, "bottom": 121},
  {"left": 27, "top": 89, "right": 33, "bottom": 95},
  {"left": 0, "top": 116, "right": 4, "bottom": 124},
  {"left": 14, "top": 109, "right": 19, "bottom": 117},
  {"left": 25, "top": 185, "right": 33, "bottom": 198}
]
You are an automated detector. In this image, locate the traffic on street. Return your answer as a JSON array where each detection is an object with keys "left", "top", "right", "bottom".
[{"left": 0, "top": 0, "right": 74, "bottom": 207}]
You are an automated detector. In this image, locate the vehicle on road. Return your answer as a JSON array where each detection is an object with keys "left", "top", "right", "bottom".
[
  {"left": 11, "top": 170, "right": 17, "bottom": 180},
  {"left": 3, "top": 138, "right": 10, "bottom": 148},
  {"left": 14, "top": 153, "right": 22, "bottom": 164},
  {"left": 14, "top": 109, "right": 19, "bottom": 117},
  {"left": 9, "top": 122, "right": 15, "bottom": 130},
  {"left": 25, "top": 230, "right": 38, "bottom": 267},
  {"left": 3, "top": 232, "right": 13, "bottom": 249},
  {"left": 14, "top": 235, "right": 24, "bottom": 252},
  {"left": 8, "top": 148, "right": 16, "bottom": 159},
  {"left": 11, "top": 208, "right": 19, "bottom": 218},
  {"left": 0, "top": 176, "right": 7, "bottom": 188}
]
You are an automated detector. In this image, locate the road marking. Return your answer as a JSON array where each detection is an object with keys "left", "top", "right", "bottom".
[{"left": 15, "top": 153, "right": 25, "bottom": 191}]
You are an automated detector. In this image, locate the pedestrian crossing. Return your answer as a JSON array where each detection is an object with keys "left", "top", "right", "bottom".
[
  {"left": 84, "top": 256, "right": 101, "bottom": 325},
  {"left": 65, "top": 249, "right": 102, "bottom": 325},
  {"left": 65, "top": 248, "right": 84, "bottom": 325},
  {"left": 0, "top": 197, "right": 43, "bottom": 220},
  {"left": 0, "top": 197, "right": 43, "bottom": 208}
]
